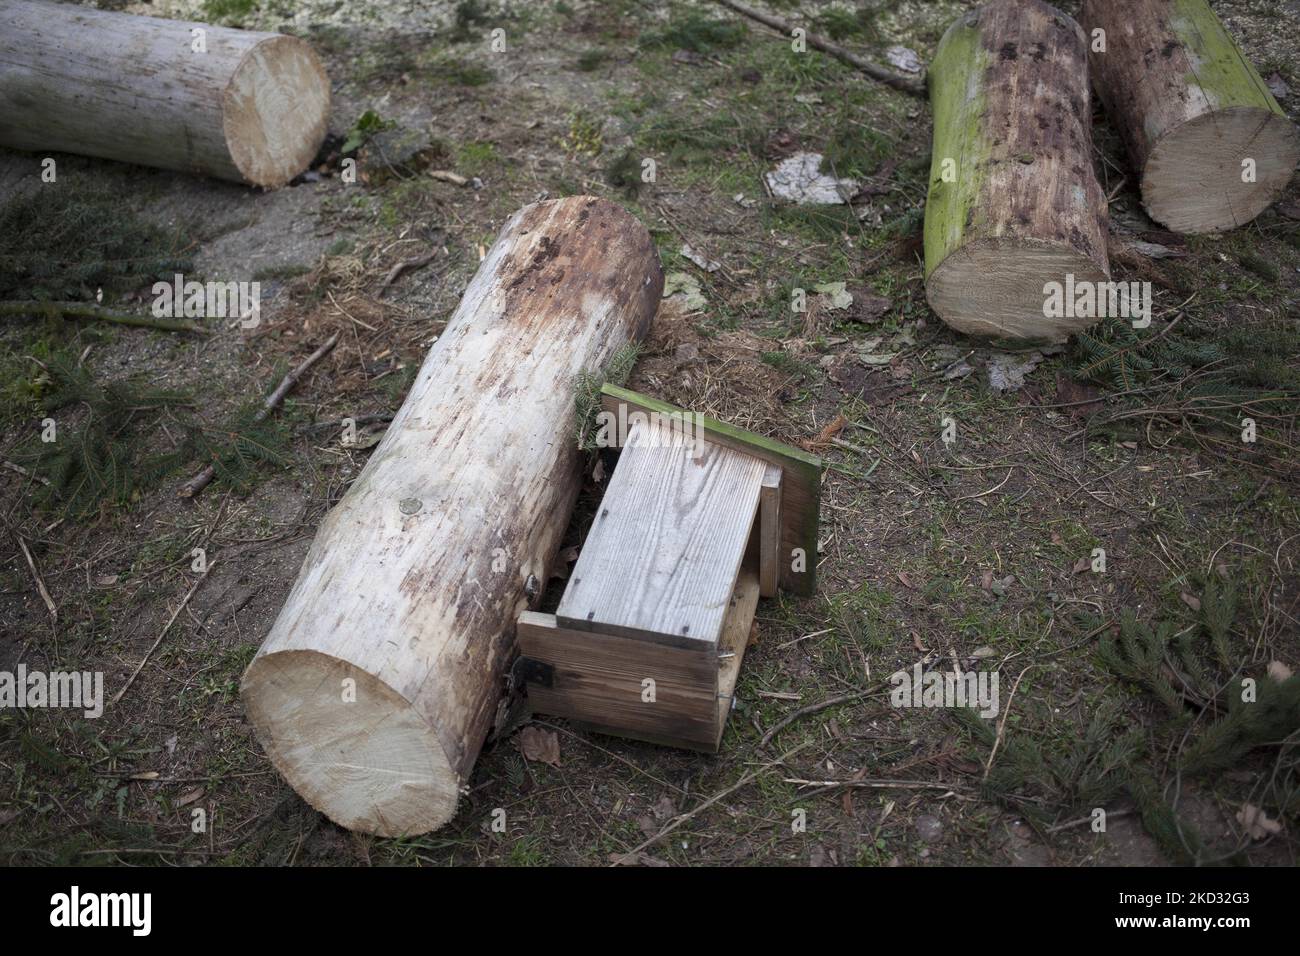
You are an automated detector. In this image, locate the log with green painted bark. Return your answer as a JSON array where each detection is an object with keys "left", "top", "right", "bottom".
[
  {"left": 923, "top": 0, "right": 1110, "bottom": 344},
  {"left": 1081, "top": 0, "right": 1300, "bottom": 234}
]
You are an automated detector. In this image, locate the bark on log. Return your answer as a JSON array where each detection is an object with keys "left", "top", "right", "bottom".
[
  {"left": 923, "top": 0, "right": 1110, "bottom": 344},
  {"left": 0, "top": 0, "right": 330, "bottom": 187},
  {"left": 241, "top": 197, "right": 663, "bottom": 836},
  {"left": 1081, "top": 0, "right": 1300, "bottom": 234}
]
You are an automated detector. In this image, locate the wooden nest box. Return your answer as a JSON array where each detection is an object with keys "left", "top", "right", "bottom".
[{"left": 517, "top": 384, "right": 824, "bottom": 751}]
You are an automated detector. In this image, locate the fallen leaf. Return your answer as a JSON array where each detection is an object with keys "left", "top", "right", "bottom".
[
  {"left": 175, "top": 787, "right": 204, "bottom": 808},
  {"left": 885, "top": 45, "right": 923, "bottom": 73},
  {"left": 1055, "top": 373, "right": 1103, "bottom": 418},
  {"left": 1268, "top": 660, "right": 1294, "bottom": 682},
  {"left": 812, "top": 281, "right": 853, "bottom": 311},
  {"left": 896, "top": 571, "right": 916, "bottom": 590},
  {"left": 850, "top": 294, "right": 892, "bottom": 324},
  {"left": 1180, "top": 592, "right": 1201, "bottom": 612},
  {"left": 971, "top": 646, "right": 995, "bottom": 659},
  {"left": 680, "top": 243, "right": 720, "bottom": 273},
  {"left": 988, "top": 350, "right": 1045, "bottom": 392},
  {"left": 651, "top": 795, "right": 677, "bottom": 822},
  {"left": 1073, "top": 557, "right": 1091, "bottom": 574},
  {"left": 944, "top": 359, "right": 974, "bottom": 381},
  {"left": 980, "top": 569, "right": 994, "bottom": 591},
  {"left": 518, "top": 726, "right": 561, "bottom": 767},
  {"left": 765, "top": 152, "right": 856, "bottom": 205}
]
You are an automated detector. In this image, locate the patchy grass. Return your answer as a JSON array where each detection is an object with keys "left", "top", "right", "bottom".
[{"left": 1, "top": 0, "right": 1297, "bottom": 869}]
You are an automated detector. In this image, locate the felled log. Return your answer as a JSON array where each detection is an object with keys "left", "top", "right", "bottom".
[
  {"left": 1081, "top": 0, "right": 1300, "bottom": 234},
  {"left": 241, "top": 197, "right": 663, "bottom": 836},
  {"left": 924, "top": 0, "right": 1110, "bottom": 343},
  {"left": 0, "top": 0, "right": 330, "bottom": 187}
]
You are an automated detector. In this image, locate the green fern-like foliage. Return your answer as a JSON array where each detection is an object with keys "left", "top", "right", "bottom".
[
  {"left": 574, "top": 341, "right": 641, "bottom": 452},
  {"left": 957, "top": 577, "right": 1298, "bottom": 861},
  {"left": 1069, "top": 316, "right": 1299, "bottom": 455},
  {"left": 13, "top": 358, "right": 292, "bottom": 518},
  {"left": 0, "top": 179, "right": 191, "bottom": 301},
  {"left": 16, "top": 358, "right": 190, "bottom": 516}
]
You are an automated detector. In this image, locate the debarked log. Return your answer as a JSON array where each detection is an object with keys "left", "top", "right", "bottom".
[
  {"left": 241, "top": 196, "right": 664, "bottom": 835},
  {"left": 0, "top": 0, "right": 330, "bottom": 187}
]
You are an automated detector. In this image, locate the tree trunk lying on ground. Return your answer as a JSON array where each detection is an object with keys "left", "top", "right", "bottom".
[
  {"left": 923, "top": 0, "right": 1111, "bottom": 344},
  {"left": 241, "top": 197, "right": 663, "bottom": 836},
  {"left": 0, "top": 0, "right": 330, "bottom": 187},
  {"left": 1081, "top": 0, "right": 1300, "bottom": 234}
]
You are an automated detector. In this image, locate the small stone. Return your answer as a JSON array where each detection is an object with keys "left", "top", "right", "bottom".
[{"left": 399, "top": 497, "right": 422, "bottom": 515}]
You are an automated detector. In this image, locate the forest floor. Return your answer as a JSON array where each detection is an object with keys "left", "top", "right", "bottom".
[{"left": 1, "top": 0, "right": 1299, "bottom": 866}]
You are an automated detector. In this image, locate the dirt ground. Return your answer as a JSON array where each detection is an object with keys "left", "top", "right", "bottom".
[{"left": 2, "top": 0, "right": 1299, "bottom": 866}]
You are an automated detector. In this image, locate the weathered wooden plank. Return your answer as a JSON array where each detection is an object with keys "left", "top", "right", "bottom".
[
  {"left": 599, "top": 383, "right": 824, "bottom": 596},
  {"left": 558, "top": 416, "right": 764, "bottom": 647},
  {"left": 716, "top": 566, "right": 760, "bottom": 744},
  {"left": 518, "top": 612, "right": 719, "bottom": 746},
  {"left": 758, "top": 465, "right": 782, "bottom": 598}
]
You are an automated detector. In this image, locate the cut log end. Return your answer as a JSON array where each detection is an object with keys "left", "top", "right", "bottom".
[
  {"left": 926, "top": 240, "right": 1109, "bottom": 343},
  {"left": 1142, "top": 108, "right": 1300, "bottom": 234},
  {"left": 222, "top": 36, "right": 331, "bottom": 188},
  {"left": 241, "top": 651, "right": 458, "bottom": 836}
]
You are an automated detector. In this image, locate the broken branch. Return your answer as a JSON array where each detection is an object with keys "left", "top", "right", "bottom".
[{"left": 713, "top": 0, "right": 926, "bottom": 96}]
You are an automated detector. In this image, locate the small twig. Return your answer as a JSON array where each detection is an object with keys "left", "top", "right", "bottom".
[
  {"left": 0, "top": 300, "right": 209, "bottom": 334},
  {"left": 3, "top": 460, "right": 50, "bottom": 486},
  {"left": 1046, "top": 808, "right": 1134, "bottom": 834},
  {"left": 714, "top": 0, "right": 926, "bottom": 97},
  {"left": 609, "top": 743, "right": 809, "bottom": 865},
  {"left": 759, "top": 686, "right": 881, "bottom": 748},
  {"left": 16, "top": 535, "right": 57, "bottom": 622},
  {"left": 785, "top": 778, "right": 968, "bottom": 794},
  {"left": 429, "top": 169, "right": 469, "bottom": 186},
  {"left": 179, "top": 333, "right": 340, "bottom": 498},
  {"left": 983, "top": 664, "right": 1033, "bottom": 782},
  {"left": 379, "top": 252, "right": 438, "bottom": 295},
  {"left": 111, "top": 570, "right": 208, "bottom": 706}
]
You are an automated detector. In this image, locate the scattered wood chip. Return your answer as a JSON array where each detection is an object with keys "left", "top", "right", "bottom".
[
  {"left": 429, "top": 169, "right": 469, "bottom": 186},
  {"left": 175, "top": 787, "right": 205, "bottom": 808},
  {"left": 1237, "top": 803, "right": 1283, "bottom": 841},
  {"left": 802, "top": 414, "right": 847, "bottom": 451},
  {"left": 1268, "top": 660, "right": 1294, "bottom": 682},
  {"left": 680, "top": 243, "right": 720, "bottom": 273}
]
